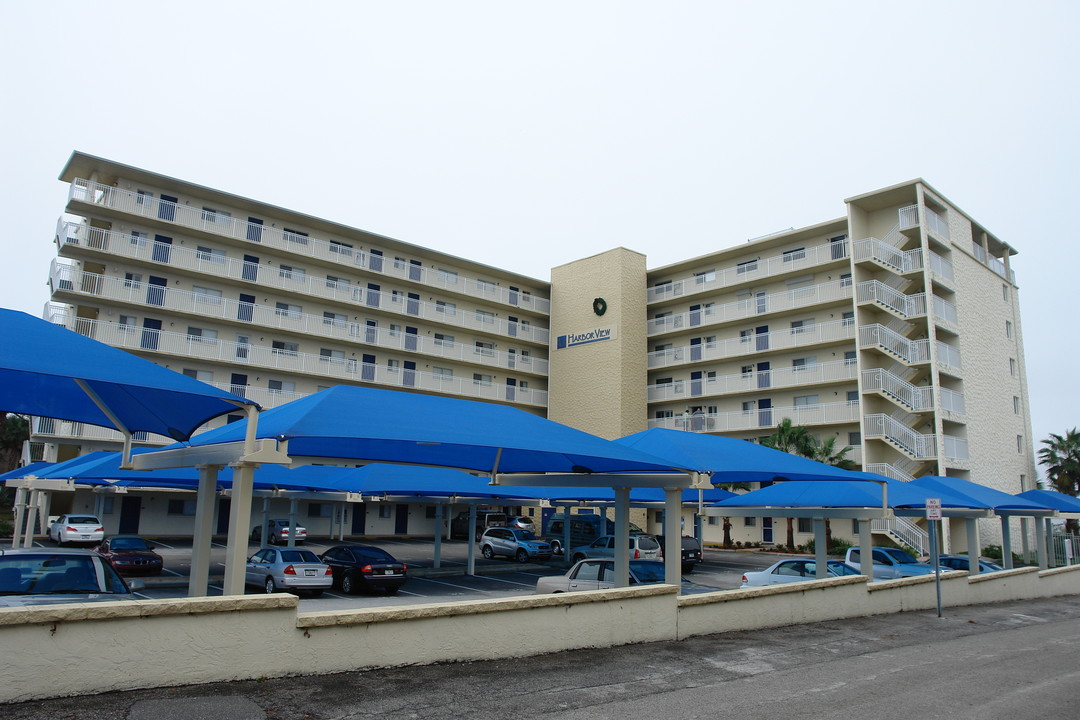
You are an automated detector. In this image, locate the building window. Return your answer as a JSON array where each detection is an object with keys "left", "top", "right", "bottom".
[
  {"left": 124, "top": 272, "right": 142, "bottom": 289},
  {"left": 275, "top": 302, "right": 301, "bottom": 318},
  {"left": 849, "top": 431, "right": 861, "bottom": 446},
  {"left": 187, "top": 326, "right": 218, "bottom": 343},
  {"left": 279, "top": 264, "right": 306, "bottom": 281},
  {"left": 476, "top": 309, "right": 495, "bottom": 323},
  {"left": 655, "top": 409, "right": 673, "bottom": 420},
  {"left": 130, "top": 231, "right": 148, "bottom": 247},
  {"left": 1017, "top": 435, "right": 1024, "bottom": 453},
  {"left": 272, "top": 340, "right": 299, "bottom": 356},
  {"left": 393, "top": 256, "right": 407, "bottom": 270},
  {"left": 283, "top": 228, "right": 309, "bottom": 245},
  {"left": 390, "top": 290, "right": 403, "bottom": 304},
  {"left": 433, "top": 367, "right": 454, "bottom": 381},
  {"left": 434, "top": 333, "right": 455, "bottom": 347},
  {"left": 743, "top": 517, "right": 757, "bottom": 527},
  {"left": 196, "top": 246, "right": 226, "bottom": 263},
  {"left": 797, "top": 518, "right": 812, "bottom": 533},
  {"left": 1009, "top": 358, "right": 1016, "bottom": 376},
  {"left": 1005, "top": 320, "right": 1013, "bottom": 339},
  {"left": 192, "top": 286, "right": 223, "bottom": 304},
  {"left": 167, "top": 499, "right": 197, "bottom": 515},
  {"left": 329, "top": 240, "right": 353, "bottom": 256},
  {"left": 847, "top": 390, "right": 859, "bottom": 403},
  {"left": 783, "top": 247, "right": 806, "bottom": 263},
  {"left": 136, "top": 190, "right": 152, "bottom": 207},
  {"left": 378, "top": 505, "right": 393, "bottom": 519},
  {"left": 841, "top": 311, "right": 855, "bottom": 326},
  {"left": 307, "top": 503, "right": 333, "bottom": 518},
  {"left": 326, "top": 275, "right": 350, "bottom": 289},
  {"left": 268, "top": 379, "right": 295, "bottom": 394},
  {"left": 694, "top": 270, "right": 716, "bottom": 284},
  {"left": 476, "top": 278, "right": 496, "bottom": 294},
  {"left": 473, "top": 373, "right": 493, "bottom": 386},
  {"left": 739, "top": 329, "right": 754, "bottom": 343},
  {"left": 707, "top": 516, "right": 719, "bottom": 526},
  {"left": 118, "top": 315, "right": 137, "bottom": 331},
  {"left": 736, "top": 259, "right": 758, "bottom": 274},
  {"left": 741, "top": 365, "right": 753, "bottom": 377},
  {"left": 387, "top": 359, "right": 400, "bottom": 372},
  {"left": 844, "top": 351, "right": 857, "bottom": 365},
  {"left": 182, "top": 368, "right": 213, "bottom": 383},
  {"left": 437, "top": 268, "right": 458, "bottom": 284},
  {"left": 1013, "top": 396, "right": 1020, "bottom": 414},
  {"left": 840, "top": 273, "right": 853, "bottom": 287},
  {"left": 320, "top": 348, "right": 345, "bottom": 364},
  {"left": 436, "top": 300, "right": 457, "bottom": 315},
  {"left": 323, "top": 312, "right": 346, "bottom": 327},
  {"left": 794, "top": 394, "right": 819, "bottom": 407},
  {"left": 201, "top": 207, "right": 218, "bottom": 223},
  {"left": 388, "top": 324, "right": 400, "bottom": 337},
  {"left": 742, "top": 400, "right": 756, "bottom": 412},
  {"left": 792, "top": 357, "right": 814, "bottom": 371},
  {"left": 475, "top": 341, "right": 495, "bottom": 357}
]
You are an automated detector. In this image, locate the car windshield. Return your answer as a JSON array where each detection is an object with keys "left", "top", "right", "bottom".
[
  {"left": 280, "top": 550, "right": 321, "bottom": 563},
  {"left": 881, "top": 549, "right": 919, "bottom": 564},
  {"left": 828, "top": 561, "right": 861, "bottom": 576},
  {"left": 67, "top": 516, "right": 99, "bottom": 525},
  {"left": 354, "top": 548, "right": 395, "bottom": 562},
  {"left": 628, "top": 561, "right": 666, "bottom": 583},
  {"left": 0, "top": 555, "right": 128, "bottom": 595},
  {"left": 110, "top": 538, "right": 151, "bottom": 550},
  {"left": 510, "top": 529, "right": 537, "bottom": 540}
]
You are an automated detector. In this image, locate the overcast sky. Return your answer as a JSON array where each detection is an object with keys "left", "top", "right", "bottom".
[{"left": 1, "top": 1, "right": 1076, "bottom": 469}]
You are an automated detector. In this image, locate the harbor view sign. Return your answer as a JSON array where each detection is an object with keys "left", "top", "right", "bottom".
[{"left": 556, "top": 325, "right": 616, "bottom": 350}]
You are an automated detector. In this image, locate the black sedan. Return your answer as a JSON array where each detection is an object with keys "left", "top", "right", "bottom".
[
  {"left": 320, "top": 545, "right": 407, "bottom": 595},
  {"left": 93, "top": 535, "right": 163, "bottom": 576}
]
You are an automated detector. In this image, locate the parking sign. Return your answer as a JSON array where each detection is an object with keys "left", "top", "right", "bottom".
[{"left": 926, "top": 498, "right": 942, "bottom": 520}]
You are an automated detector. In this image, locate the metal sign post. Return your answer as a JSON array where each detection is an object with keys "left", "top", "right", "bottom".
[{"left": 927, "top": 498, "right": 942, "bottom": 618}]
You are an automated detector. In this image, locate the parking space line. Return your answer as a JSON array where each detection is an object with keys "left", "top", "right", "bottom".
[
  {"left": 418, "top": 577, "right": 493, "bottom": 594},
  {"left": 152, "top": 540, "right": 176, "bottom": 549},
  {"left": 162, "top": 568, "right": 184, "bottom": 577},
  {"left": 474, "top": 575, "right": 538, "bottom": 588}
]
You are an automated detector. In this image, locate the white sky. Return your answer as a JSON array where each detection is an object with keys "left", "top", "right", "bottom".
[{"left": 1, "top": 1, "right": 1076, "bottom": 466}]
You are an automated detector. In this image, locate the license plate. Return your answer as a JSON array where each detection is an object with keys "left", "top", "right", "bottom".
[
  {"left": 304, "top": 569, "right": 316, "bottom": 577},
  {"left": 383, "top": 569, "right": 394, "bottom": 575},
  {"left": 80, "top": 535, "right": 91, "bottom": 539}
]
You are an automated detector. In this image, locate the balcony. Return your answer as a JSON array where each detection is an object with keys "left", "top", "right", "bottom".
[
  {"left": 66, "top": 182, "right": 551, "bottom": 315},
  {"left": 648, "top": 318, "right": 857, "bottom": 369},
  {"left": 899, "top": 204, "right": 950, "bottom": 241},
  {"left": 647, "top": 238, "right": 849, "bottom": 304},
  {"left": 648, "top": 358, "right": 858, "bottom": 402},
  {"left": 647, "top": 279, "right": 853, "bottom": 336},
  {"left": 648, "top": 400, "right": 861, "bottom": 433},
  {"left": 48, "top": 263, "right": 550, "bottom": 346}
]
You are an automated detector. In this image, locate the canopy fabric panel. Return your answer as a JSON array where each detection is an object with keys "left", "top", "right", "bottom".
[
  {"left": 616, "top": 428, "right": 884, "bottom": 483},
  {"left": 1016, "top": 489, "right": 1080, "bottom": 513},
  {"left": 0, "top": 461, "right": 53, "bottom": 481},
  {"left": 0, "top": 309, "right": 258, "bottom": 440},
  {"left": 910, "top": 476, "right": 1054, "bottom": 516},
  {"left": 710, "top": 477, "right": 979, "bottom": 510},
  {"left": 173, "top": 385, "right": 686, "bottom": 475}
]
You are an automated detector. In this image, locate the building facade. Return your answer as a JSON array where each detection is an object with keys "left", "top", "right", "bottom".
[{"left": 33, "top": 153, "right": 1038, "bottom": 551}]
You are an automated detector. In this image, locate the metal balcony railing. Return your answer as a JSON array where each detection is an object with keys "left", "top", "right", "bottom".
[
  {"left": 48, "top": 263, "right": 550, "bottom": 346},
  {"left": 647, "top": 238, "right": 849, "bottom": 303},
  {"left": 66, "top": 181, "right": 551, "bottom": 314},
  {"left": 648, "top": 400, "right": 861, "bottom": 433},
  {"left": 858, "top": 324, "right": 932, "bottom": 365},
  {"left": 648, "top": 358, "right": 858, "bottom": 402},
  {"left": 648, "top": 279, "right": 853, "bottom": 335},
  {"left": 871, "top": 517, "right": 927, "bottom": 556},
  {"left": 864, "top": 414, "right": 937, "bottom": 459},
  {"left": 861, "top": 368, "right": 934, "bottom": 411},
  {"left": 856, "top": 280, "right": 928, "bottom": 318},
  {"left": 647, "top": 319, "right": 857, "bottom": 369}
]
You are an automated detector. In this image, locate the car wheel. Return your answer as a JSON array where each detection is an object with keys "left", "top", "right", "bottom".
[
  {"left": 683, "top": 564, "right": 695, "bottom": 574},
  {"left": 251, "top": 528, "right": 260, "bottom": 541},
  {"left": 572, "top": 553, "right": 586, "bottom": 563},
  {"left": 264, "top": 576, "right": 276, "bottom": 594},
  {"left": 515, "top": 549, "right": 529, "bottom": 563},
  {"left": 268, "top": 533, "right": 276, "bottom": 545},
  {"left": 481, "top": 545, "right": 495, "bottom": 560},
  {"left": 341, "top": 574, "right": 356, "bottom": 595},
  {"left": 550, "top": 540, "right": 562, "bottom": 555}
]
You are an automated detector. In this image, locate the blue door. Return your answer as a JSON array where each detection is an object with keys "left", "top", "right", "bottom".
[
  {"left": 158, "top": 194, "right": 177, "bottom": 222},
  {"left": 402, "top": 361, "right": 416, "bottom": 387},
  {"left": 118, "top": 496, "right": 141, "bottom": 534},
  {"left": 690, "top": 371, "right": 703, "bottom": 397},
  {"left": 140, "top": 319, "right": 161, "bottom": 350},
  {"left": 351, "top": 504, "right": 366, "bottom": 535},
  {"left": 509, "top": 286, "right": 519, "bottom": 306},
  {"left": 246, "top": 218, "right": 263, "bottom": 243},
  {"left": 757, "top": 361, "right": 771, "bottom": 388},
  {"left": 394, "top": 505, "right": 409, "bottom": 534},
  {"left": 216, "top": 498, "right": 230, "bottom": 535},
  {"left": 368, "top": 249, "right": 383, "bottom": 271},
  {"left": 689, "top": 304, "right": 701, "bottom": 326},
  {"left": 405, "top": 327, "right": 418, "bottom": 351},
  {"left": 409, "top": 259, "right": 422, "bottom": 281},
  {"left": 758, "top": 399, "right": 772, "bottom": 427},
  {"left": 762, "top": 517, "right": 773, "bottom": 544},
  {"left": 365, "top": 321, "right": 377, "bottom": 344},
  {"left": 366, "top": 283, "right": 380, "bottom": 307},
  {"left": 690, "top": 337, "right": 702, "bottom": 362},
  {"left": 755, "top": 325, "right": 769, "bottom": 351},
  {"left": 505, "top": 378, "right": 516, "bottom": 401},
  {"left": 361, "top": 354, "right": 375, "bottom": 382},
  {"left": 238, "top": 293, "right": 255, "bottom": 322},
  {"left": 152, "top": 235, "right": 172, "bottom": 264},
  {"left": 146, "top": 276, "right": 167, "bottom": 307},
  {"left": 407, "top": 293, "right": 420, "bottom": 316},
  {"left": 242, "top": 255, "right": 259, "bottom": 282}
]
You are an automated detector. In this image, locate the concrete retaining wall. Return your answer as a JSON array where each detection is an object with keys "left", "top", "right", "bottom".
[{"left": 1, "top": 566, "right": 1077, "bottom": 703}]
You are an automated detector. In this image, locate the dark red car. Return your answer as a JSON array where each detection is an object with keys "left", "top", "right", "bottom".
[{"left": 94, "top": 536, "right": 163, "bottom": 576}]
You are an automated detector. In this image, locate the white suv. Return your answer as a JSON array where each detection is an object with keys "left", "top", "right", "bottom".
[
  {"left": 479, "top": 528, "right": 552, "bottom": 563},
  {"left": 570, "top": 534, "right": 662, "bottom": 563}
]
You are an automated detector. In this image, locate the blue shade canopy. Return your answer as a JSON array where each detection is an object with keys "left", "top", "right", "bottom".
[
  {"left": 0, "top": 309, "right": 258, "bottom": 441},
  {"left": 0, "top": 461, "right": 54, "bottom": 481},
  {"left": 1017, "top": 489, "right": 1080, "bottom": 513},
  {"left": 174, "top": 386, "right": 687, "bottom": 475},
  {"left": 910, "top": 476, "right": 1055, "bottom": 516},
  {"left": 615, "top": 428, "right": 884, "bottom": 483},
  {"left": 710, "top": 477, "right": 978, "bottom": 510}
]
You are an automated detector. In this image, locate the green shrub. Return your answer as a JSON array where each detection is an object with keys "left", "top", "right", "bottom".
[{"left": 806, "top": 537, "right": 853, "bottom": 556}]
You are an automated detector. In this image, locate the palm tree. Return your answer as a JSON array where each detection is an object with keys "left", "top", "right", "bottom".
[
  {"left": 716, "top": 481, "right": 751, "bottom": 548},
  {"left": 1038, "top": 428, "right": 1080, "bottom": 533}
]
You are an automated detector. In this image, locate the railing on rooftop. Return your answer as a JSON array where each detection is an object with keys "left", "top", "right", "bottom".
[{"left": 66, "top": 181, "right": 550, "bottom": 314}]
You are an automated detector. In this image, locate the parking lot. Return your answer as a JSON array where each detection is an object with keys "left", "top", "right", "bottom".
[{"left": 25, "top": 536, "right": 786, "bottom": 609}]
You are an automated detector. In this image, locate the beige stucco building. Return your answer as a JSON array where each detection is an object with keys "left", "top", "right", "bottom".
[{"left": 30, "top": 153, "right": 1037, "bottom": 551}]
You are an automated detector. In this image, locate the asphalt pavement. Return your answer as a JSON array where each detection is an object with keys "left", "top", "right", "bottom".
[{"left": 7, "top": 594, "right": 1080, "bottom": 719}]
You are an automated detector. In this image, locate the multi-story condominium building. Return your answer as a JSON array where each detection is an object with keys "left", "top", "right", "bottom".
[{"left": 32, "top": 152, "right": 1037, "bottom": 551}]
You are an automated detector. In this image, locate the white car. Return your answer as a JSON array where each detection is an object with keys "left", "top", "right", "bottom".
[
  {"left": 535, "top": 558, "right": 668, "bottom": 594},
  {"left": 569, "top": 534, "right": 661, "bottom": 563},
  {"left": 48, "top": 514, "right": 104, "bottom": 545},
  {"left": 740, "top": 558, "right": 862, "bottom": 588}
]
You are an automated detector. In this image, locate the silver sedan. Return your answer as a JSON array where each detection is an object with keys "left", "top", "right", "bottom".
[{"left": 245, "top": 547, "right": 333, "bottom": 596}]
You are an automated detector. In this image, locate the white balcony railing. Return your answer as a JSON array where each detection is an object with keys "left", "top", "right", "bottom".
[
  {"left": 647, "top": 238, "right": 849, "bottom": 304},
  {"left": 931, "top": 294, "right": 958, "bottom": 327},
  {"left": 861, "top": 368, "right": 934, "bottom": 411},
  {"left": 856, "top": 280, "right": 927, "bottom": 318},
  {"left": 648, "top": 279, "right": 853, "bottom": 336},
  {"left": 935, "top": 340, "right": 962, "bottom": 373},
  {"left": 871, "top": 516, "right": 927, "bottom": 556},
  {"left": 942, "top": 434, "right": 969, "bottom": 461},
  {"left": 49, "top": 263, "right": 550, "bottom": 346},
  {"left": 940, "top": 388, "right": 965, "bottom": 415},
  {"left": 648, "top": 400, "right": 861, "bottom": 433},
  {"left": 898, "top": 204, "right": 950, "bottom": 241},
  {"left": 648, "top": 319, "right": 857, "bottom": 369},
  {"left": 66, "top": 182, "right": 551, "bottom": 315},
  {"left": 864, "top": 462, "right": 917, "bottom": 483},
  {"left": 648, "top": 359, "right": 858, "bottom": 402},
  {"left": 864, "top": 414, "right": 937, "bottom": 459},
  {"left": 858, "top": 324, "right": 931, "bottom": 365}
]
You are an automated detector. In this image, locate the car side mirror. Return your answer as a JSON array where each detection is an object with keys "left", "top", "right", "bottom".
[{"left": 127, "top": 579, "right": 146, "bottom": 592}]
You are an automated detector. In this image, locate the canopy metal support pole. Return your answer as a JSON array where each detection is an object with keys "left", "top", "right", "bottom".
[
  {"left": 1045, "top": 518, "right": 1056, "bottom": 568},
  {"left": 74, "top": 378, "right": 135, "bottom": 468},
  {"left": 433, "top": 504, "right": 443, "bottom": 569},
  {"left": 1035, "top": 516, "right": 1049, "bottom": 570},
  {"left": 223, "top": 464, "right": 256, "bottom": 595},
  {"left": 11, "top": 486, "right": 27, "bottom": 547},
  {"left": 466, "top": 504, "right": 477, "bottom": 576},
  {"left": 260, "top": 498, "right": 271, "bottom": 546},
  {"left": 663, "top": 489, "right": 681, "bottom": 589},
  {"left": 188, "top": 465, "right": 220, "bottom": 597},
  {"left": 966, "top": 518, "right": 980, "bottom": 575},
  {"left": 614, "top": 488, "right": 630, "bottom": 588},
  {"left": 858, "top": 517, "right": 874, "bottom": 581},
  {"left": 1000, "top": 517, "right": 1014, "bottom": 570},
  {"left": 287, "top": 499, "right": 299, "bottom": 547},
  {"left": 814, "top": 518, "right": 827, "bottom": 579},
  {"left": 23, "top": 490, "right": 41, "bottom": 548},
  {"left": 1020, "top": 517, "right": 1032, "bottom": 564}
]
